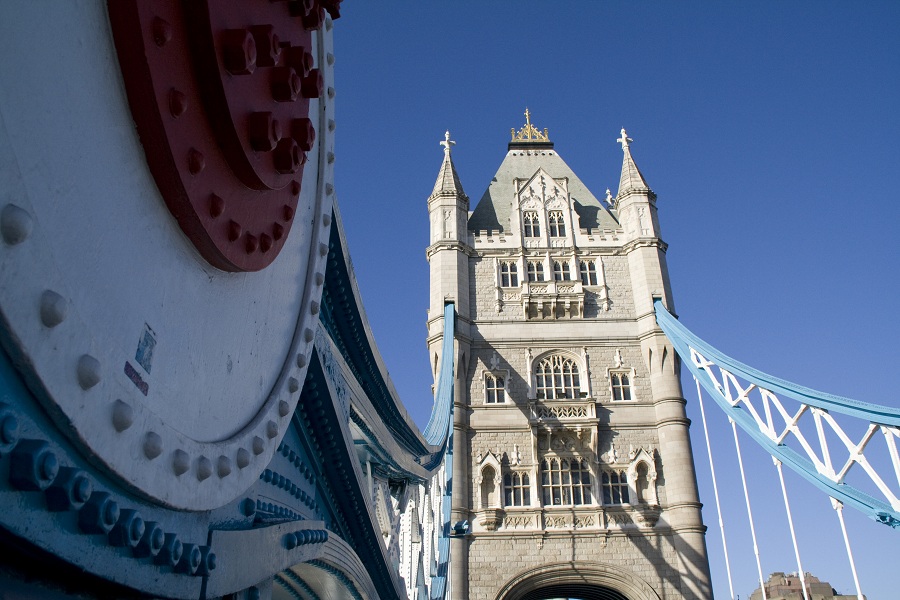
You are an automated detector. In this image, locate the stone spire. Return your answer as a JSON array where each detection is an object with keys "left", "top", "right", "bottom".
[
  {"left": 615, "top": 128, "right": 651, "bottom": 198},
  {"left": 432, "top": 130, "right": 465, "bottom": 196}
]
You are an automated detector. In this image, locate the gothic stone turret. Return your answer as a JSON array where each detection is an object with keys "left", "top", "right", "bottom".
[{"left": 427, "top": 112, "right": 712, "bottom": 600}]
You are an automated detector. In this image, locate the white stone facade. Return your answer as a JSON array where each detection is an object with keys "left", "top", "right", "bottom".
[{"left": 427, "top": 117, "right": 713, "bottom": 600}]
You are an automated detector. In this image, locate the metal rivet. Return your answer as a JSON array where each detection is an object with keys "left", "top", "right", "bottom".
[
  {"left": 314, "top": 272, "right": 325, "bottom": 285},
  {"left": 327, "top": 151, "right": 335, "bottom": 164},
  {"left": 272, "top": 222, "right": 284, "bottom": 240},
  {"left": 197, "top": 455, "right": 213, "bottom": 481},
  {"left": 1, "top": 204, "right": 33, "bottom": 245},
  {"left": 282, "top": 205, "right": 294, "bottom": 221},
  {"left": 188, "top": 148, "right": 205, "bottom": 175},
  {"left": 236, "top": 448, "right": 250, "bottom": 469},
  {"left": 252, "top": 436, "right": 265, "bottom": 455},
  {"left": 318, "top": 243, "right": 328, "bottom": 257},
  {"left": 245, "top": 233, "right": 259, "bottom": 254},
  {"left": 217, "top": 455, "right": 231, "bottom": 478},
  {"left": 327, "top": 119, "right": 335, "bottom": 132},
  {"left": 168, "top": 89, "right": 188, "bottom": 118},
  {"left": 209, "top": 194, "right": 225, "bottom": 218},
  {"left": 228, "top": 220, "right": 242, "bottom": 242},
  {"left": 77, "top": 355, "right": 101, "bottom": 390},
  {"left": 287, "top": 377, "right": 299, "bottom": 393},
  {"left": 111, "top": 399, "right": 134, "bottom": 432},
  {"left": 278, "top": 400, "right": 290, "bottom": 417},
  {"left": 304, "top": 328, "right": 314, "bottom": 342},
  {"left": 284, "top": 532, "right": 298, "bottom": 549},
  {"left": 259, "top": 234, "right": 273, "bottom": 253},
  {"left": 143, "top": 432, "right": 163, "bottom": 459},
  {"left": 325, "top": 16, "right": 333, "bottom": 31},
  {"left": 152, "top": 17, "right": 173, "bottom": 47},
  {"left": 266, "top": 420, "right": 278, "bottom": 439},
  {"left": 322, "top": 212, "right": 332, "bottom": 227},
  {"left": 326, "top": 52, "right": 335, "bottom": 65},
  {"left": 327, "top": 86, "right": 335, "bottom": 99},
  {"left": 310, "top": 301, "right": 320, "bottom": 315},
  {"left": 324, "top": 183, "right": 334, "bottom": 196},
  {"left": 155, "top": 533, "right": 183, "bottom": 567},
  {"left": 40, "top": 290, "right": 68, "bottom": 328},
  {"left": 296, "top": 354, "right": 307, "bottom": 368},
  {"left": 172, "top": 449, "right": 190, "bottom": 476}
]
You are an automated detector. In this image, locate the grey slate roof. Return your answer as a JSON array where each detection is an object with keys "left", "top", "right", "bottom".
[{"left": 468, "top": 149, "right": 620, "bottom": 233}]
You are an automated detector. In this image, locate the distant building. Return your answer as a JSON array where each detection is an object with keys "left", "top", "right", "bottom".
[{"left": 749, "top": 571, "right": 864, "bottom": 600}]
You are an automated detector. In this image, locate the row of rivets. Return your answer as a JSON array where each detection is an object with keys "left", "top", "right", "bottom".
[
  {"left": 3, "top": 420, "right": 213, "bottom": 574},
  {"left": 283, "top": 528, "right": 327, "bottom": 549}
]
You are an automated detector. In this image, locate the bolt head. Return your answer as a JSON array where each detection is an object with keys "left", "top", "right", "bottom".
[{"left": 222, "top": 29, "right": 257, "bottom": 75}]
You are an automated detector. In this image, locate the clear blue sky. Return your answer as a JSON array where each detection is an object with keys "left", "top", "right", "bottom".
[{"left": 331, "top": 4, "right": 899, "bottom": 598}]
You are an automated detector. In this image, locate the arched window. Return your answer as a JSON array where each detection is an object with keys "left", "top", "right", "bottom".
[
  {"left": 579, "top": 260, "right": 598, "bottom": 285},
  {"left": 484, "top": 373, "right": 505, "bottom": 404},
  {"left": 500, "top": 261, "right": 518, "bottom": 287},
  {"left": 540, "top": 458, "right": 592, "bottom": 506},
  {"left": 535, "top": 354, "right": 580, "bottom": 399},
  {"left": 601, "top": 470, "right": 629, "bottom": 505},
  {"left": 610, "top": 372, "right": 632, "bottom": 401},
  {"left": 503, "top": 472, "right": 531, "bottom": 506},
  {"left": 548, "top": 211, "right": 566, "bottom": 237},
  {"left": 527, "top": 261, "right": 544, "bottom": 282},
  {"left": 523, "top": 211, "right": 540, "bottom": 237},
  {"left": 552, "top": 260, "right": 570, "bottom": 281}
]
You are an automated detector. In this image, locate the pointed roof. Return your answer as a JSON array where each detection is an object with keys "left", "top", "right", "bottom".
[
  {"left": 615, "top": 128, "right": 651, "bottom": 197},
  {"left": 468, "top": 138, "right": 619, "bottom": 233},
  {"left": 431, "top": 131, "right": 465, "bottom": 197}
]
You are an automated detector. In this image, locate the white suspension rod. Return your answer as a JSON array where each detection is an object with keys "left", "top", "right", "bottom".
[
  {"left": 730, "top": 418, "right": 767, "bottom": 600},
  {"left": 831, "top": 498, "right": 864, "bottom": 600},
  {"left": 774, "top": 458, "right": 810, "bottom": 600},
  {"left": 695, "top": 377, "right": 735, "bottom": 600}
]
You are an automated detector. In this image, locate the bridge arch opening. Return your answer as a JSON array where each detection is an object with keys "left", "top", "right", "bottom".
[{"left": 495, "top": 562, "right": 661, "bottom": 600}]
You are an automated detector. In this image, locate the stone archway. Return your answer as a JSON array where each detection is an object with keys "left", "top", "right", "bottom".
[{"left": 495, "top": 561, "right": 662, "bottom": 600}]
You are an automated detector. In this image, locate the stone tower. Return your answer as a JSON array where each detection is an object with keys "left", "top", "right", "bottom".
[{"left": 426, "top": 112, "right": 713, "bottom": 600}]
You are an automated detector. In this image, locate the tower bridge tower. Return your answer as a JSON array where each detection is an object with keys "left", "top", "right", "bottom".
[{"left": 426, "top": 112, "right": 713, "bottom": 600}]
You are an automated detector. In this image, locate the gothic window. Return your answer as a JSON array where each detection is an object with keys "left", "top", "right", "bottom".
[
  {"left": 500, "top": 262, "right": 518, "bottom": 287},
  {"left": 540, "top": 458, "right": 592, "bottom": 506},
  {"left": 503, "top": 472, "right": 531, "bottom": 506},
  {"left": 484, "top": 373, "right": 505, "bottom": 404},
  {"left": 527, "top": 261, "right": 544, "bottom": 282},
  {"left": 579, "top": 260, "right": 598, "bottom": 285},
  {"left": 552, "top": 260, "right": 570, "bottom": 281},
  {"left": 601, "top": 470, "right": 630, "bottom": 505},
  {"left": 548, "top": 211, "right": 566, "bottom": 237},
  {"left": 535, "top": 354, "right": 580, "bottom": 399},
  {"left": 523, "top": 211, "right": 541, "bottom": 237},
  {"left": 610, "top": 372, "right": 632, "bottom": 401}
]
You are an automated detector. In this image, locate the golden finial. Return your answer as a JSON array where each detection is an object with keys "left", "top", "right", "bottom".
[{"left": 510, "top": 108, "right": 550, "bottom": 143}]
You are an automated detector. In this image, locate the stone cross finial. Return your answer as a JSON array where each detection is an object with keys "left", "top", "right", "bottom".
[
  {"left": 440, "top": 130, "right": 455, "bottom": 156},
  {"left": 524, "top": 107, "right": 531, "bottom": 127},
  {"left": 617, "top": 128, "right": 633, "bottom": 151}
]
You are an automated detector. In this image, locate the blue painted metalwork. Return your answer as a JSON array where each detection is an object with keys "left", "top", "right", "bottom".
[
  {"left": 654, "top": 299, "right": 900, "bottom": 528},
  {"left": 427, "top": 303, "right": 456, "bottom": 599}
]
